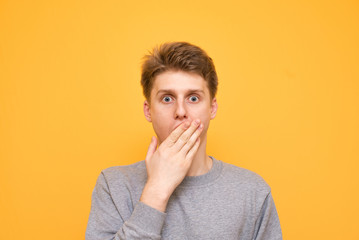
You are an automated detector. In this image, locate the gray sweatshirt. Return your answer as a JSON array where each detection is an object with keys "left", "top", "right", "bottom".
[{"left": 85, "top": 156, "right": 282, "bottom": 240}]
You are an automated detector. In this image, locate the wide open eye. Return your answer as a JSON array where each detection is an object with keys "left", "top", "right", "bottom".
[
  {"left": 162, "top": 96, "right": 173, "bottom": 103},
  {"left": 189, "top": 96, "right": 199, "bottom": 102}
]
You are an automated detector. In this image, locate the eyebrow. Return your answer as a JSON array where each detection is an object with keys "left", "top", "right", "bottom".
[{"left": 156, "top": 89, "right": 205, "bottom": 96}]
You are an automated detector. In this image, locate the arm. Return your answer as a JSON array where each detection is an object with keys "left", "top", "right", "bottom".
[
  {"left": 252, "top": 191, "right": 283, "bottom": 240},
  {"left": 140, "top": 119, "right": 203, "bottom": 212},
  {"left": 86, "top": 119, "right": 203, "bottom": 239},
  {"left": 85, "top": 172, "right": 166, "bottom": 240}
]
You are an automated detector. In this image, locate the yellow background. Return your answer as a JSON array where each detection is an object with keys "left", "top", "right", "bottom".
[{"left": 1, "top": 0, "right": 358, "bottom": 239}]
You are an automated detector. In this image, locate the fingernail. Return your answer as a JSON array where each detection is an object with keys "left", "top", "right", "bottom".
[
  {"left": 199, "top": 123, "right": 204, "bottom": 129},
  {"left": 195, "top": 119, "right": 201, "bottom": 125},
  {"left": 184, "top": 122, "right": 190, "bottom": 128}
]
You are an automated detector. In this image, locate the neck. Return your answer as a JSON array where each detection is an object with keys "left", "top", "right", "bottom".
[{"left": 186, "top": 133, "right": 213, "bottom": 176}]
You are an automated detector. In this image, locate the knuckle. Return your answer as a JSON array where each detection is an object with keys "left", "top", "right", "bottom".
[
  {"left": 187, "top": 137, "right": 196, "bottom": 146},
  {"left": 192, "top": 120, "right": 200, "bottom": 128},
  {"left": 168, "top": 133, "right": 177, "bottom": 142},
  {"left": 180, "top": 134, "right": 190, "bottom": 142}
]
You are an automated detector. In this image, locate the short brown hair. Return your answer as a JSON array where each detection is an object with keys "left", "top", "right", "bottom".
[{"left": 140, "top": 42, "right": 218, "bottom": 104}]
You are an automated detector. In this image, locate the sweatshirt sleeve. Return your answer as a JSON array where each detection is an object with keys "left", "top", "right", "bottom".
[
  {"left": 252, "top": 191, "right": 283, "bottom": 240},
  {"left": 85, "top": 171, "right": 167, "bottom": 240}
]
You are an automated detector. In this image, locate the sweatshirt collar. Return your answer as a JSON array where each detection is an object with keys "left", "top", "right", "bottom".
[{"left": 178, "top": 156, "right": 223, "bottom": 188}]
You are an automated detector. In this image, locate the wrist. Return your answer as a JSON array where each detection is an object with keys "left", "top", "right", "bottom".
[{"left": 140, "top": 182, "right": 172, "bottom": 213}]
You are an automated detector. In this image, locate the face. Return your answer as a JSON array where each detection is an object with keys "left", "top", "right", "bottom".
[{"left": 143, "top": 70, "right": 218, "bottom": 145}]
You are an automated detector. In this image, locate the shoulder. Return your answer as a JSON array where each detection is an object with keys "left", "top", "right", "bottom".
[
  {"left": 99, "top": 160, "right": 148, "bottom": 190},
  {"left": 220, "top": 160, "right": 271, "bottom": 194},
  {"left": 212, "top": 158, "right": 275, "bottom": 216},
  {"left": 102, "top": 160, "right": 147, "bottom": 178}
]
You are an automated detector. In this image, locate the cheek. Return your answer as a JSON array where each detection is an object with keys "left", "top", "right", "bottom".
[
  {"left": 189, "top": 108, "right": 210, "bottom": 122},
  {"left": 152, "top": 123, "right": 169, "bottom": 144},
  {"left": 152, "top": 106, "right": 171, "bottom": 120},
  {"left": 151, "top": 110, "right": 172, "bottom": 141}
]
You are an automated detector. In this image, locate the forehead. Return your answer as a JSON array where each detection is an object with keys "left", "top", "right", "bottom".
[{"left": 151, "top": 70, "right": 209, "bottom": 94}]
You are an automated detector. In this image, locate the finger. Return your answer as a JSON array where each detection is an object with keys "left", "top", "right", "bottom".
[
  {"left": 185, "top": 137, "right": 201, "bottom": 162},
  {"left": 180, "top": 123, "right": 204, "bottom": 154},
  {"left": 165, "top": 121, "right": 191, "bottom": 147},
  {"left": 145, "top": 136, "right": 157, "bottom": 161},
  {"left": 172, "top": 119, "right": 201, "bottom": 151}
]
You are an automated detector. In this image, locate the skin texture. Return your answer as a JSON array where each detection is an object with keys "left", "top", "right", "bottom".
[
  {"left": 144, "top": 70, "right": 217, "bottom": 145},
  {"left": 140, "top": 70, "right": 218, "bottom": 212}
]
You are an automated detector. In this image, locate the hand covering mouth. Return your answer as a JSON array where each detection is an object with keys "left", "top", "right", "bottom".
[{"left": 173, "top": 121, "right": 190, "bottom": 131}]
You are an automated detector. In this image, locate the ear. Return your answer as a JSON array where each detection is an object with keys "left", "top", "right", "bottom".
[
  {"left": 143, "top": 100, "right": 152, "bottom": 122},
  {"left": 210, "top": 97, "right": 218, "bottom": 120}
]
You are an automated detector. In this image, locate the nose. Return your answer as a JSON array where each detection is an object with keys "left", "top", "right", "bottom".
[{"left": 174, "top": 99, "right": 188, "bottom": 120}]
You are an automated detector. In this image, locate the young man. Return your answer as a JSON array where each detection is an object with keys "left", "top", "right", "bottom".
[{"left": 85, "top": 42, "right": 282, "bottom": 239}]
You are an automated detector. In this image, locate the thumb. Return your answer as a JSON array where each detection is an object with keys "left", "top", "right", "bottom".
[{"left": 145, "top": 136, "right": 157, "bottom": 161}]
